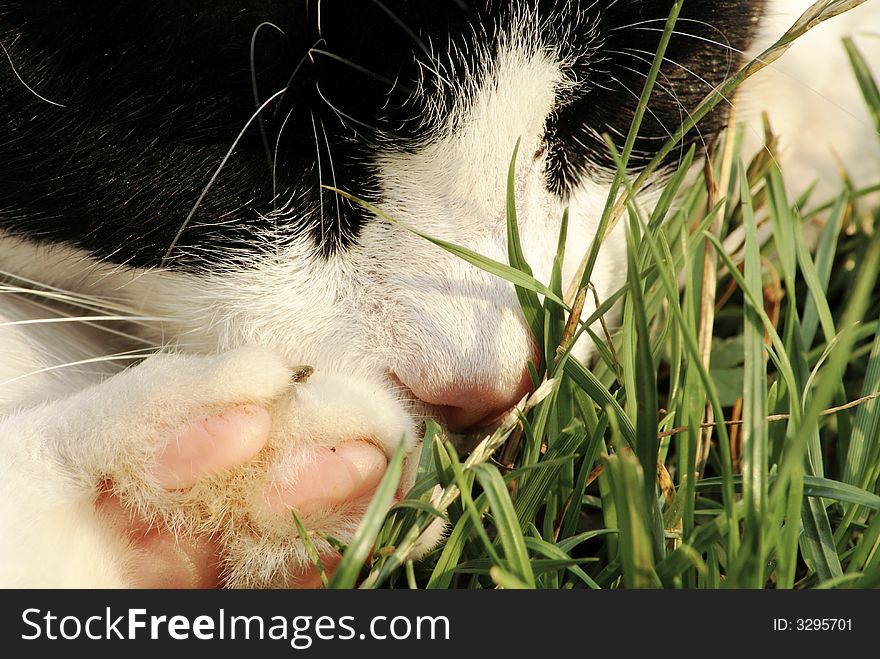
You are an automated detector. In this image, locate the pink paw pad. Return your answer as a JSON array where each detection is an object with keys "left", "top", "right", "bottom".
[
  {"left": 152, "top": 405, "right": 272, "bottom": 490},
  {"left": 264, "top": 442, "right": 388, "bottom": 517}
]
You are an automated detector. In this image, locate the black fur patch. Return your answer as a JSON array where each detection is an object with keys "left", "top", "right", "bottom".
[
  {"left": 0, "top": 1, "right": 763, "bottom": 270},
  {"left": 543, "top": 0, "right": 766, "bottom": 194}
]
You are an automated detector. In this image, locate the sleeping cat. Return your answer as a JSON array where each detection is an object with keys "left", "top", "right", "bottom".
[{"left": 0, "top": 0, "right": 876, "bottom": 587}]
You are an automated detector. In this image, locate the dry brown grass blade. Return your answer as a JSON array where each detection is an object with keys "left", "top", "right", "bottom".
[{"left": 658, "top": 391, "right": 880, "bottom": 440}]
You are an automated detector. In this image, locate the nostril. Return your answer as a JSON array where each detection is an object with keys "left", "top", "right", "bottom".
[
  {"left": 411, "top": 369, "right": 535, "bottom": 433},
  {"left": 438, "top": 401, "right": 508, "bottom": 434}
]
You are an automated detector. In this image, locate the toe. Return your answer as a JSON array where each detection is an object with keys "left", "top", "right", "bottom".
[
  {"left": 152, "top": 405, "right": 272, "bottom": 490},
  {"left": 264, "top": 442, "right": 388, "bottom": 517}
]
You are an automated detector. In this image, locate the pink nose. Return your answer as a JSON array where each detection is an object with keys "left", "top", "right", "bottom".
[{"left": 411, "top": 368, "right": 536, "bottom": 433}]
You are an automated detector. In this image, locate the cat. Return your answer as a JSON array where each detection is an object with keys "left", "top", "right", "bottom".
[{"left": 0, "top": 0, "right": 876, "bottom": 587}]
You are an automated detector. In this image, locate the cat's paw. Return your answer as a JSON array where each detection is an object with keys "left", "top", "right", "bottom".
[
  {"left": 213, "top": 371, "right": 420, "bottom": 588},
  {"left": 1, "top": 347, "right": 423, "bottom": 588},
  {"left": 75, "top": 349, "right": 421, "bottom": 588},
  {"left": 0, "top": 347, "right": 292, "bottom": 587}
]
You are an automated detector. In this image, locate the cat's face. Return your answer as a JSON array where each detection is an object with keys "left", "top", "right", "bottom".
[{"left": 0, "top": 1, "right": 763, "bottom": 430}]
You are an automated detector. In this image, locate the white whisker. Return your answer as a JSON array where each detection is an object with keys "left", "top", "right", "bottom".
[
  {"left": 0, "top": 349, "right": 159, "bottom": 389},
  {"left": 159, "top": 87, "right": 288, "bottom": 268},
  {"left": 251, "top": 21, "right": 288, "bottom": 174},
  {"left": 319, "top": 117, "right": 343, "bottom": 243},
  {"left": 0, "top": 37, "right": 66, "bottom": 107},
  {"left": 0, "top": 316, "right": 165, "bottom": 328},
  {"left": 310, "top": 110, "right": 327, "bottom": 247}
]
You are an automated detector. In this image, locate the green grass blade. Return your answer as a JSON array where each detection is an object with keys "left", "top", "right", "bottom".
[
  {"left": 472, "top": 463, "right": 536, "bottom": 587},
  {"left": 328, "top": 442, "right": 405, "bottom": 589},
  {"left": 575, "top": 0, "right": 684, "bottom": 292},
  {"left": 490, "top": 567, "right": 532, "bottom": 590},
  {"left": 515, "top": 422, "right": 588, "bottom": 526},
  {"left": 843, "top": 314, "right": 880, "bottom": 491},
  {"left": 327, "top": 187, "right": 567, "bottom": 308},
  {"left": 563, "top": 357, "right": 636, "bottom": 449},
  {"left": 846, "top": 511, "right": 880, "bottom": 576},
  {"left": 800, "top": 194, "right": 847, "bottom": 348},
  {"left": 291, "top": 510, "right": 329, "bottom": 589},
  {"left": 504, "top": 139, "right": 544, "bottom": 344},
  {"left": 697, "top": 474, "right": 880, "bottom": 510},
  {"left": 603, "top": 452, "right": 661, "bottom": 588},
  {"left": 734, "top": 160, "right": 769, "bottom": 587},
  {"left": 843, "top": 36, "right": 880, "bottom": 136},
  {"left": 800, "top": 498, "right": 844, "bottom": 582},
  {"left": 838, "top": 311, "right": 880, "bottom": 537},
  {"left": 426, "top": 514, "right": 472, "bottom": 590},
  {"left": 624, "top": 221, "right": 664, "bottom": 562},
  {"left": 522, "top": 537, "right": 600, "bottom": 588},
  {"left": 793, "top": 213, "right": 837, "bottom": 346}
]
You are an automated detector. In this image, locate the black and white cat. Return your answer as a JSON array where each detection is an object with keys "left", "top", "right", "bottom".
[{"left": 0, "top": 1, "right": 877, "bottom": 587}]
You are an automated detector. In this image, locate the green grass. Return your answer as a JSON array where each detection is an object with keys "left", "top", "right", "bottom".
[{"left": 326, "top": 0, "right": 880, "bottom": 589}]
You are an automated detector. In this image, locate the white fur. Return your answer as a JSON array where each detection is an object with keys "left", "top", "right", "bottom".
[{"left": 1, "top": 1, "right": 877, "bottom": 587}]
